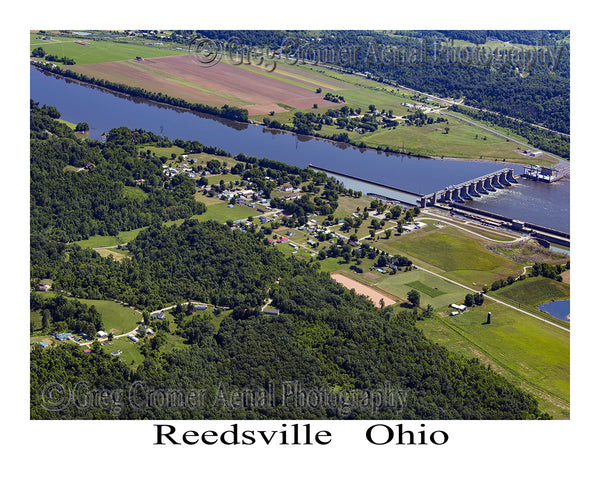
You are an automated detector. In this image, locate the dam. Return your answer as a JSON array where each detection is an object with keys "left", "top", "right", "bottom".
[{"left": 420, "top": 168, "right": 518, "bottom": 207}]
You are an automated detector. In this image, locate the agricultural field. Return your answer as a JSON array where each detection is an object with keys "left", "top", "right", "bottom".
[
  {"left": 30, "top": 32, "right": 184, "bottom": 64},
  {"left": 32, "top": 33, "right": 539, "bottom": 163},
  {"left": 67, "top": 56, "right": 344, "bottom": 116}
]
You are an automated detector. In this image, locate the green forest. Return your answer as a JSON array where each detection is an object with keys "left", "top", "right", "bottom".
[{"left": 30, "top": 103, "right": 551, "bottom": 420}]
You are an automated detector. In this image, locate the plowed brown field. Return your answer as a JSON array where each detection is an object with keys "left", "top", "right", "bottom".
[
  {"left": 330, "top": 273, "right": 396, "bottom": 308},
  {"left": 69, "top": 55, "right": 345, "bottom": 116}
]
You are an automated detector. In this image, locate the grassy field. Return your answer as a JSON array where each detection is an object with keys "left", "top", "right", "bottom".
[
  {"left": 419, "top": 302, "right": 570, "bottom": 419},
  {"left": 376, "top": 269, "right": 469, "bottom": 308},
  {"left": 74, "top": 226, "right": 147, "bottom": 249},
  {"left": 139, "top": 145, "right": 185, "bottom": 159},
  {"left": 370, "top": 225, "right": 524, "bottom": 286},
  {"left": 192, "top": 201, "right": 259, "bottom": 223},
  {"left": 494, "top": 276, "right": 570, "bottom": 307},
  {"left": 94, "top": 247, "right": 131, "bottom": 262},
  {"left": 31, "top": 291, "right": 141, "bottom": 335},
  {"left": 122, "top": 186, "right": 149, "bottom": 201},
  {"left": 30, "top": 32, "right": 184, "bottom": 64}
]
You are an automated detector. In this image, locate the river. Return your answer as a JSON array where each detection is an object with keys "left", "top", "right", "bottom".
[{"left": 30, "top": 66, "right": 570, "bottom": 232}]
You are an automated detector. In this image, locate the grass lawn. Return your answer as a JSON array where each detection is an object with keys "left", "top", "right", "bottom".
[
  {"left": 73, "top": 298, "right": 141, "bottom": 335},
  {"left": 205, "top": 173, "right": 241, "bottom": 185},
  {"left": 419, "top": 302, "right": 570, "bottom": 419},
  {"left": 194, "top": 192, "right": 224, "bottom": 205},
  {"left": 99, "top": 336, "right": 144, "bottom": 368},
  {"left": 193, "top": 201, "right": 258, "bottom": 224}
]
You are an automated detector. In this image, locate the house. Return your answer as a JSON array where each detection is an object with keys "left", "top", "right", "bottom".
[
  {"left": 194, "top": 304, "right": 208, "bottom": 310},
  {"left": 145, "top": 328, "right": 154, "bottom": 335},
  {"left": 39, "top": 341, "right": 49, "bottom": 348},
  {"left": 97, "top": 330, "right": 108, "bottom": 338},
  {"left": 38, "top": 283, "right": 50, "bottom": 292},
  {"left": 263, "top": 308, "right": 280, "bottom": 316},
  {"left": 128, "top": 335, "right": 139, "bottom": 343},
  {"left": 83, "top": 349, "right": 91, "bottom": 353},
  {"left": 151, "top": 311, "right": 165, "bottom": 320},
  {"left": 55, "top": 333, "right": 72, "bottom": 341}
]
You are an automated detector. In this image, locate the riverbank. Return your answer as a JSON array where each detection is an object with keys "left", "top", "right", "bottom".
[
  {"left": 33, "top": 62, "right": 557, "bottom": 167},
  {"left": 30, "top": 64, "right": 570, "bottom": 232}
]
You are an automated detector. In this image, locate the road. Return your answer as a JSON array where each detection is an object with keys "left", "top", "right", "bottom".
[
  {"left": 441, "top": 110, "right": 569, "bottom": 166},
  {"left": 413, "top": 263, "right": 569, "bottom": 333}
]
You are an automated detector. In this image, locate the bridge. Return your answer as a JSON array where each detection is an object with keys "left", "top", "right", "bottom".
[{"left": 420, "top": 168, "right": 518, "bottom": 207}]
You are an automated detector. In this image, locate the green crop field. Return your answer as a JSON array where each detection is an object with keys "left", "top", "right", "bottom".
[{"left": 30, "top": 33, "right": 184, "bottom": 64}]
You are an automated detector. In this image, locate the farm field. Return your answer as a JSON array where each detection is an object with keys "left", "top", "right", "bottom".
[
  {"left": 30, "top": 32, "right": 184, "bottom": 64},
  {"left": 68, "top": 56, "right": 344, "bottom": 116},
  {"left": 33, "top": 34, "right": 535, "bottom": 162}
]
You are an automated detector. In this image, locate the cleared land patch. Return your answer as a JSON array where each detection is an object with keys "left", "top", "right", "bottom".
[{"left": 331, "top": 273, "right": 396, "bottom": 307}]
